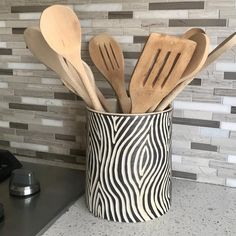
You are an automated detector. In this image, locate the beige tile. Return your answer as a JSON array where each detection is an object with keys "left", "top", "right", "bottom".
[
  {"left": 134, "top": 10, "right": 188, "bottom": 19},
  {"left": 122, "top": 2, "right": 148, "bottom": 11},
  {"left": 188, "top": 10, "right": 219, "bottom": 18},
  {"left": 205, "top": 0, "right": 235, "bottom": 9},
  {"left": 220, "top": 9, "right": 236, "bottom": 18}
]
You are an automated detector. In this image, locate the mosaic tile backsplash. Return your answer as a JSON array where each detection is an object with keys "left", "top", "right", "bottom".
[{"left": 0, "top": 0, "right": 235, "bottom": 187}]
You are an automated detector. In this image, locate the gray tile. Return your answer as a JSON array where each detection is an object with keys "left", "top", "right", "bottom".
[
  {"left": 0, "top": 69, "right": 13, "bottom": 75},
  {"left": 224, "top": 72, "right": 236, "bottom": 80},
  {"left": 12, "top": 28, "right": 26, "bottom": 34},
  {"left": 55, "top": 134, "right": 76, "bottom": 142},
  {"left": 214, "top": 88, "right": 236, "bottom": 97},
  {"left": 123, "top": 51, "right": 141, "bottom": 59},
  {"left": 36, "top": 151, "right": 82, "bottom": 164},
  {"left": 108, "top": 11, "right": 133, "bottom": 19},
  {"left": 0, "top": 127, "right": 15, "bottom": 135},
  {"left": 10, "top": 122, "right": 28, "bottom": 130},
  {"left": 191, "top": 142, "right": 218, "bottom": 152},
  {"left": 11, "top": 5, "right": 49, "bottom": 13},
  {"left": 0, "top": 49, "right": 12, "bottom": 55},
  {"left": 54, "top": 92, "right": 77, "bottom": 100},
  {"left": 172, "top": 170, "right": 197, "bottom": 180},
  {"left": 189, "top": 78, "right": 201, "bottom": 86},
  {"left": 231, "top": 107, "right": 236, "bottom": 114},
  {"left": 133, "top": 35, "right": 148, "bottom": 43},
  {"left": 14, "top": 89, "right": 54, "bottom": 98},
  {"left": 217, "top": 168, "right": 236, "bottom": 178},
  {"left": 16, "top": 129, "right": 54, "bottom": 141},
  {"left": 149, "top": 1, "right": 204, "bottom": 10},
  {"left": 9, "top": 103, "right": 47, "bottom": 112},
  {"left": 169, "top": 19, "right": 227, "bottom": 27},
  {"left": 70, "top": 149, "right": 86, "bottom": 156},
  {"left": 29, "top": 123, "right": 81, "bottom": 135},
  {"left": 0, "top": 140, "right": 10, "bottom": 146},
  {"left": 15, "top": 148, "right": 36, "bottom": 157},
  {"left": 209, "top": 160, "right": 236, "bottom": 170},
  {"left": 75, "top": 11, "right": 108, "bottom": 19},
  {"left": 173, "top": 117, "right": 220, "bottom": 128},
  {"left": 100, "top": 88, "right": 116, "bottom": 97}
]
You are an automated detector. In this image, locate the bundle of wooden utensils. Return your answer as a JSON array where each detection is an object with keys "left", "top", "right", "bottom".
[{"left": 24, "top": 5, "right": 236, "bottom": 114}]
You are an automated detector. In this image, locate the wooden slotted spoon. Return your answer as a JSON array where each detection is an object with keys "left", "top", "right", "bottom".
[
  {"left": 129, "top": 33, "right": 197, "bottom": 113},
  {"left": 89, "top": 33, "right": 131, "bottom": 113},
  {"left": 40, "top": 5, "right": 104, "bottom": 111},
  {"left": 156, "top": 32, "right": 236, "bottom": 111}
]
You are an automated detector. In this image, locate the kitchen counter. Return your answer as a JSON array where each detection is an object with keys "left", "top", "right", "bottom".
[{"left": 42, "top": 178, "right": 236, "bottom": 236}]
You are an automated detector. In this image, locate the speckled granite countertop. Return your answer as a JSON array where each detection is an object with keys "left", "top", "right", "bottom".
[{"left": 42, "top": 179, "right": 236, "bottom": 236}]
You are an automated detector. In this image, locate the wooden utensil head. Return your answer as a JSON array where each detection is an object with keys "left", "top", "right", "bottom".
[
  {"left": 89, "top": 33, "right": 124, "bottom": 84},
  {"left": 89, "top": 33, "right": 131, "bottom": 113},
  {"left": 180, "top": 32, "right": 209, "bottom": 82},
  {"left": 40, "top": 5, "right": 81, "bottom": 56},
  {"left": 129, "top": 33, "right": 197, "bottom": 113},
  {"left": 182, "top": 27, "right": 205, "bottom": 39},
  {"left": 24, "top": 26, "right": 60, "bottom": 71}
]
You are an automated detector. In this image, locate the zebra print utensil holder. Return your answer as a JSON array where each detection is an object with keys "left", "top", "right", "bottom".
[{"left": 85, "top": 105, "right": 173, "bottom": 223}]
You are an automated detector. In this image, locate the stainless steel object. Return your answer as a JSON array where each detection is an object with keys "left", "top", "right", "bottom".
[
  {"left": 9, "top": 169, "right": 40, "bottom": 197},
  {"left": 0, "top": 162, "right": 85, "bottom": 236}
]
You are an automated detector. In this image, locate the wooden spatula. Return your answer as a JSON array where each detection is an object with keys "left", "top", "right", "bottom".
[
  {"left": 129, "top": 33, "right": 197, "bottom": 113},
  {"left": 156, "top": 32, "right": 236, "bottom": 111},
  {"left": 155, "top": 32, "right": 209, "bottom": 111},
  {"left": 89, "top": 33, "right": 131, "bottom": 113},
  {"left": 40, "top": 5, "right": 104, "bottom": 111},
  {"left": 150, "top": 28, "right": 206, "bottom": 111}
]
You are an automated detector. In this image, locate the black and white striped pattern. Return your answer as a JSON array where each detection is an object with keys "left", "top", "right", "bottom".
[{"left": 85, "top": 109, "right": 172, "bottom": 223}]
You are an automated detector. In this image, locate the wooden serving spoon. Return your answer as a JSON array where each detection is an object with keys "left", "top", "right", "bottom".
[
  {"left": 156, "top": 32, "right": 236, "bottom": 111},
  {"left": 182, "top": 27, "right": 205, "bottom": 39},
  {"left": 24, "top": 26, "right": 92, "bottom": 106},
  {"left": 89, "top": 33, "right": 131, "bottom": 113},
  {"left": 24, "top": 26, "right": 110, "bottom": 111},
  {"left": 40, "top": 5, "right": 104, "bottom": 111},
  {"left": 129, "top": 33, "right": 196, "bottom": 113}
]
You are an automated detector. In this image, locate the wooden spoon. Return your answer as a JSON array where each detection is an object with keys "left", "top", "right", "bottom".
[
  {"left": 24, "top": 26, "right": 92, "bottom": 106},
  {"left": 65, "top": 60, "right": 111, "bottom": 112},
  {"left": 24, "top": 26, "right": 110, "bottom": 111},
  {"left": 40, "top": 5, "right": 104, "bottom": 111},
  {"left": 89, "top": 33, "right": 131, "bottom": 113},
  {"left": 156, "top": 32, "right": 236, "bottom": 111},
  {"left": 182, "top": 27, "right": 205, "bottom": 39},
  {"left": 129, "top": 33, "right": 196, "bottom": 113}
]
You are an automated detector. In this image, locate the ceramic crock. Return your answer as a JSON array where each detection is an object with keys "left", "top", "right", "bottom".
[{"left": 85, "top": 102, "right": 173, "bottom": 223}]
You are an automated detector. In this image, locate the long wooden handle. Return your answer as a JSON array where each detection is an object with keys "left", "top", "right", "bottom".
[
  {"left": 203, "top": 32, "right": 236, "bottom": 69},
  {"left": 83, "top": 62, "right": 112, "bottom": 112},
  {"left": 68, "top": 54, "right": 104, "bottom": 111},
  {"left": 156, "top": 32, "right": 236, "bottom": 111},
  {"left": 58, "top": 56, "right": 93, "bottom": 107}
]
